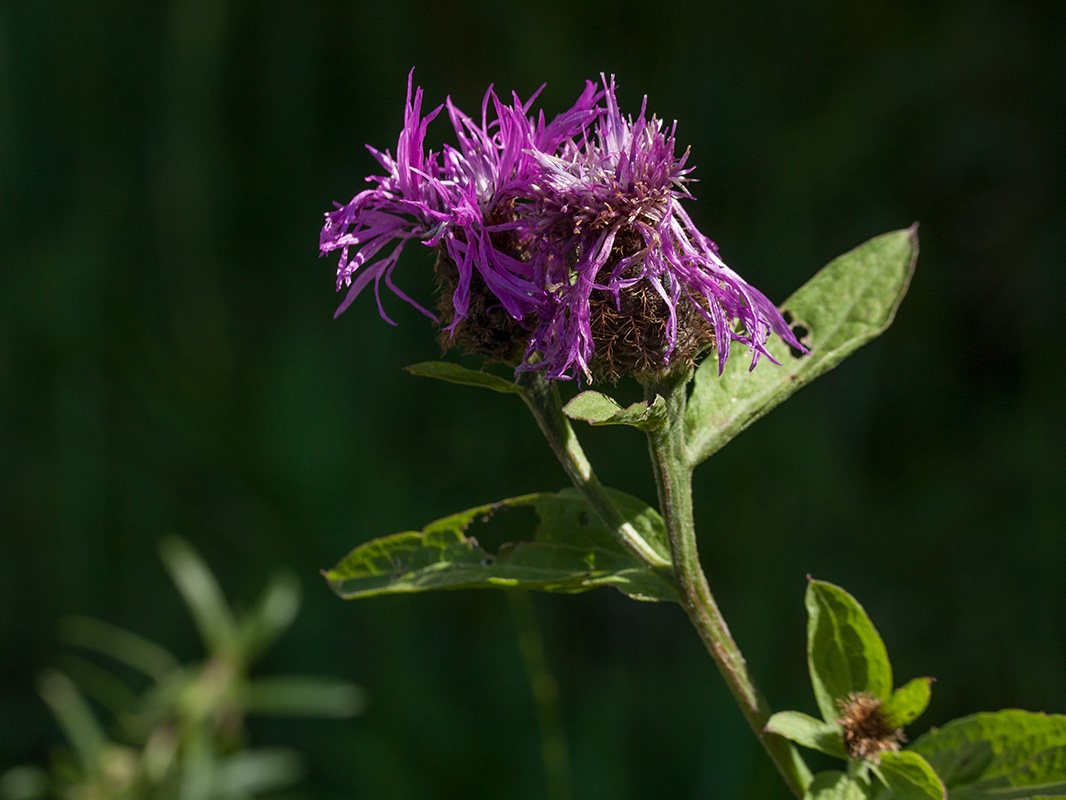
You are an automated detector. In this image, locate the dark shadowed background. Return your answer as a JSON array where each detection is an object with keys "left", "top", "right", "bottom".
[{"left": 2, "top": 1, "right": 1064, "bottom": 798}]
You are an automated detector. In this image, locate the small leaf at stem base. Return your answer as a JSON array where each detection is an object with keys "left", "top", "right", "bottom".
[
  {"left": 766, "top": 710, "right": 848, "bottom": 759},
  {"left": 405, "top": 361, "right": 524, "bottom": 394},
  {"left": 563, "top": 391, "right": 667, "bottom": 430}
]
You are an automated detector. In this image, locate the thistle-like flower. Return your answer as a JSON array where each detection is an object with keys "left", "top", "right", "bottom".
[
  {"left": 522, "top": 76, "right": 802, "bottom": 381},
  {"left": 320, "top": 73, "right": 803, "bottom": 381}
]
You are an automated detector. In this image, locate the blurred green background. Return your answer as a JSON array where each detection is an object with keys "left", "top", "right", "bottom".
[{"left": 2, "top": 0, "right": 1064, "bottom": 797}]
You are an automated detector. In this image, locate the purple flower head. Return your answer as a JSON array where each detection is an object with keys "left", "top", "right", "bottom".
[
  {"left": 521, "top": 75, "right": 803, "bottom": 381},
  {"left": 320, "top": 71, "right": 601, "bottom": 346},
  {"left": 321, "top": 72, "right": 802, "bottom": 381}
]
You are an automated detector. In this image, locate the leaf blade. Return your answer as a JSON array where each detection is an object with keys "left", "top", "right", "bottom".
[
  {"left": 907, "top": 711, "right": 1066, "bottom": 792},
  {"left": 766, "top": 710, "right": 848, "bottom": 759},
  {"left": 563, "top": 391, "right": 667, "bottom": 431},
  {"left": 872, "top": 752, "right": 946, "bottom": 800},
  {"left": 405, "top": 361, "right": 523, "bottom": 394},
  {"left": 806, "top": 579, "right": 893, "bottom": 723},
  {"left": 324, "top": 489, "right": 678, "bottom": 602},
  {"left": 805, "top": 771, "right": 869, "bottom": 800},
  {"left": 685, "top": 227, "right": 918, "bottom": 465},
  {"left": 160, "top": 537, "right": 238, "bottom": 655},
  {"left": 884, "top": 677, "right": 934, "bottom": 728}
]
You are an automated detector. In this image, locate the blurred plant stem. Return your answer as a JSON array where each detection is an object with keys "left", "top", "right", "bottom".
[{"left": 508, "top": 590, "right": 573, "bottom": 800}]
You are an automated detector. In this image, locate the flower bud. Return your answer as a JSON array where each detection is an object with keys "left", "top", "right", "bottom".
[{"left": 836, "top": 691, "right": 905, "bottom": 763}]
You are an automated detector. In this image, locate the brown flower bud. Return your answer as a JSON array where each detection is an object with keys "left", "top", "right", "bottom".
[{"left": 836, "top": 691, "right": 905, "bottom": 764}]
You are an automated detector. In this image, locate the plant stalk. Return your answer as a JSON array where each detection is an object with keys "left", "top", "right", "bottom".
[
  {"left": 643, "top": 375, "right": 812, "bottom": 799},
  {"left": 516, "top": 372, "right": 670, "bottom": 571}
]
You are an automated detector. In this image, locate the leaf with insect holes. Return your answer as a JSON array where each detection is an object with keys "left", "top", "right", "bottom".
[{"left": 324, "top": 489, "right": 677, "bottom": 602}]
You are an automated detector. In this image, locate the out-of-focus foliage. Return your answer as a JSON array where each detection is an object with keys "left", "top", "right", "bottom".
[{"left": 0, "top": 540, "right": 362, "bottom": 800}]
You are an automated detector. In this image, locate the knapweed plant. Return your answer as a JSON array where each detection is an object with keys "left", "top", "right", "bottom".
[{"left": 318, "top": 73, "right": 1066, "bottom": 799}]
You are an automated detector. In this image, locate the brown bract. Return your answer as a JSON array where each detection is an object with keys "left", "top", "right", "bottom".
[
  {"left": 434, "top": 250, "right": 531, "bottom": 365},
  {"left": 836, "top": 691, "right": 905, "bottom": 764},
  {"left": 588, "top": 227, "right": 714, "bottom": 383}
]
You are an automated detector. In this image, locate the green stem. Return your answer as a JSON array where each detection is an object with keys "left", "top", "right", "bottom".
[
  {"left": 643, "top": 375, "right": 812, "bottom": 799},
  {"left": 516, "top": 372, "right": 670, "bottom": 570}
]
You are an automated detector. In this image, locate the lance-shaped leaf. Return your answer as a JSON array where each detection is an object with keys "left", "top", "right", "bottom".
[
  {"left": 905, "top": 711, "right": 1066, "bottom": 796},
  {"left": 807, "top": 580, "right": 893, "bottom": 724},
  {"left": 37, "top": 670, "right": 109, "bottom": 771},
  {"left": 406, "top": 361, "right": 524, "bottom": 394},
  {"left": 883, "top": 678, "right": 934, "bottom": 729},
  {"left": 766, "top": 710, "right": 848, "bottom": 759},
  {"left": 242, "top": 676, "right": 365, "bottom": 719},
  {"left": 563, "top": 391, "right": 667, "bottom": 431},
  {"left": 324, "top": 489, "right": 678, "bottom": 602},
  {"left": 685, "top": 226, "right": 918, "bottom": 466},
  {"left": 160, "top": 536, "right": 238, "bottom": 656}
]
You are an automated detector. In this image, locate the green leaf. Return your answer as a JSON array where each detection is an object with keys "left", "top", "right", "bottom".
[
  {"left": 54, "top": 653, "right": 142, "bottom": 717},
  {"left": 217, "top": 748, "right": 304, "bottom": 795},
  {"left": 883, "top": 678, "right": 934, "bottom": 728},
  {"left": 807, "top": 580, "right": 893, "bottom": 723},
  {"left": 685, "top": 227, "right": 918, "bottom": 465},
  {"left": 159, "top": 537, "right": 238, "bottom": 657},
  {"left": 766, "top": 710, "right": 848, "bottom": 759},
  {"left": 563, "top": 391, "right": 667, "bottom": 430},
  {"left": 37, "top": 670, "right": 108, "bottom": 771},
  {"left": 60, "top": 616, "right": 179, "bottom": 682},
  {"left": 0, "top": 765, "right": 49, "bottom": 800},
  {"left": 324, "top": 489, "right": 678, "bottom": 602},
  {"left": 242, "top": 676, "right": 365, "bottom": 718},
  {"left": 872, "top": 752, "right": 946, "bottom": 800},
  {"left": 405, "top": 361, "right": 523, "bottom": 394},
  {"left": 805, "top": 771, "right": 869, "bottom": 800},
  {"left": 907, "top": 711, "right": 1066, "bottom": 794},
  {"left": 238, "top": 571, "right": 301, "bottom": 665},
  {"left": 948, "top": 744, "right": 1066, "bottom": 800}
]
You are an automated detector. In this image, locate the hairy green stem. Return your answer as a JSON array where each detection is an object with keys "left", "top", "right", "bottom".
[
  {"left": 516, "top": 372, "right": 670, "bottom": 570},
  {"left": 643, "top": 375, "right": 812, "bottom": 799}
]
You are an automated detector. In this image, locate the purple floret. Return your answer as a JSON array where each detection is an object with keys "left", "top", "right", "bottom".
[
  {"left": 520, "top": 76, "right": 802, "bottom": 380},
  {"left": 320, "top": 70, "right": 602, "bottom": 330}
]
